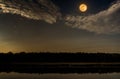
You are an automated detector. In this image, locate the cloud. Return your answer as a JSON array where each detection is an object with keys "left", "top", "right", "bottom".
[
  {"left": 0, "top": 0, "right": 120, "bottom": 34},
  {"left": 0, "top": 0, "right": 61, "bottom": 24},
  {"left": 65, "top": 0, "right": 120, "bottom": 34}
]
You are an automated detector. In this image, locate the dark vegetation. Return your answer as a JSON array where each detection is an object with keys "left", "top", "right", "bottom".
[
  {"left": 0, "top": 52, "right": 120, "bottom": 73},
  {"left": 0, "top": 52, "right": 120, "bottom": 63}
]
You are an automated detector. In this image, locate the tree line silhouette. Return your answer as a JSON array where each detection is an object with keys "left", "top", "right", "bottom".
[{"left": 0, "top": 52, "right": 120, "bottom": 63}]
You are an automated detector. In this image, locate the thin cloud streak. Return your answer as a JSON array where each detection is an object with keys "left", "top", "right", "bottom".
[{"left": 0, "top": 0, "right": 61, "bottom": 24}]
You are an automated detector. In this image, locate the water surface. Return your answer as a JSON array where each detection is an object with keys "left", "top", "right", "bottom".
[{"left": 0, "top": 72, "right": 120, "bottom": 79}]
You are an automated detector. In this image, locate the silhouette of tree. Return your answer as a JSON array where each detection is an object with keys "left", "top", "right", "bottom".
[{"left": 0, "top": 52, "right": 120, "bottom": 63}]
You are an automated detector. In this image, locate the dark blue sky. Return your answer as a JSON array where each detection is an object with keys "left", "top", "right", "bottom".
[
  {"left": 52, "top": 0, "right": 114, "bottom": 15},
  {"left": 0, "top": 0, "right": 119, "bottom": 53}
]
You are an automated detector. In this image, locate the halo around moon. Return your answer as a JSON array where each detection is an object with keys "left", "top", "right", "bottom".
[{"left": 79, "top": 4, "right": 88, "bottom": 12}]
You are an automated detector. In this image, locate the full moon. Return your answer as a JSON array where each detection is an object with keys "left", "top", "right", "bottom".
[{"left": 79, "top": 4, "right": 88, "bottom": 12}]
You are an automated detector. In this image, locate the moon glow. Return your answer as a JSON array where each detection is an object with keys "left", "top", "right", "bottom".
[{"left": 79, "top": 4, "right": 87, "bottom": 12}]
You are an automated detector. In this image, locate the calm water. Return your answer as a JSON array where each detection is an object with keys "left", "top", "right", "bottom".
[{"left": 0, "top": 72, "right": 120, "bottom": 79}]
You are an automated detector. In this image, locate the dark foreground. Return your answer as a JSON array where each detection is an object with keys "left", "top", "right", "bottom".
[
  {"left": 0, "top": 52, "right": 120, "bottom": 74},
  {"left": 1, "top": 52, "right": 120, "bottom": 62},
  {"left": 0, "top": 63, "right": 120, "bottom": 74}
]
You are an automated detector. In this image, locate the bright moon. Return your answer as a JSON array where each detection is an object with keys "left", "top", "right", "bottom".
[{"left": 79, "top": 4, "right": 88, "bottom": 12}]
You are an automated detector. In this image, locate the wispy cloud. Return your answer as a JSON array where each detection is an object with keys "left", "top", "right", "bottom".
[
  {"left": 0, "top": 0, "right": 120, "bottom": 34},
  {"left": 65, "top": 0, "right": 120, "bottom": 34},
  {"left": 0, "top": 0, "right": 61, "bottom": 24}
]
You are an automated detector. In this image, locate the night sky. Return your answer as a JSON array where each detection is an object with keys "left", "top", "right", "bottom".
[{"left": 0, "top": 0, "right": 120, "bottom": 53}]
